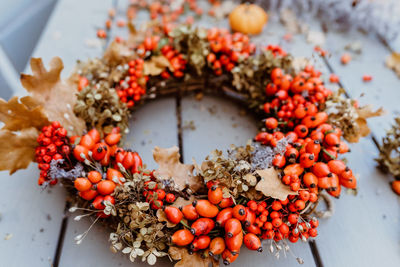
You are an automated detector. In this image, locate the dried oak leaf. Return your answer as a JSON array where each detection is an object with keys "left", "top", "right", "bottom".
[
  {"left": 104, "top": 41, "right": 132, "bottom": 65},
  {"left": 255, "top": 168, "right": 297, "bottom": 200},
  {"left": 169, "top": 246, "right": 219, "bottom": 267},
  {"left": 0, "top": 96, "right": 49, "bottom": 131},
  {"left": 349, "top": 105, "right": 385, "bottom": 143},
  {"left": 385, "top": 52, "right": 400, "bottom": 78},
  {"left": 153, "top": 146, "right": 202, "bottom": 192},
  {"left": 0, "top": 128, "right": 39, "bottom": 174},
  {"left": 20, "top": 57, "right": 85, "bottom": 136},
  {"left": 143, "top": 55, "right": 172, "bottom": 76}
]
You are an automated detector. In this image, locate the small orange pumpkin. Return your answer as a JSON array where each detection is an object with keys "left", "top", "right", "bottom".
[{"left": 229, "top": 3, "right": 268, "bottom": 35}]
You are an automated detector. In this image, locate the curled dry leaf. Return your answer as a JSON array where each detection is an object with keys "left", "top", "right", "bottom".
[
  {"left": 0, "top": 96, "right": 49, "bottom": 131},
  {"left": 291, "top": 57, "right": 311, "bottom": 73},
  {"left": 169, "top": 246, "right": 219, "bottom": 267},
  {"left": 0, "top": 128, "right": 39, "bottom": 174},
  {"left": 385, "top": 52, "right": 400, "bottom": 78},
  {"left": 103, "top": 41, "right": 133, "bottom": 65},
  {"left": 255, "top": 168, "right": 297, "bottom": 200},
  {"left": 20, "top": 57, "right": 85, "bottom": 136},
  {"left": 306, "top": 31, "right": 326, "bottom": 47},
  {"left": 353, "top": 105, "right": 385, "bottom": 142},
  {"left": 143, "top": 55, "right": 172, "bottom": 76},
  {"left": 326, "top": 88, "right": 384, "bottom": 143},
  {"left": 153, "top": 146, "right": 202, "bottom": 192}
]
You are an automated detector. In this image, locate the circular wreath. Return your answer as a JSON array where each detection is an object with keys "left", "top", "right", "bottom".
[{"left": 1, "top": 5, "right": 382, "bottom": 266}]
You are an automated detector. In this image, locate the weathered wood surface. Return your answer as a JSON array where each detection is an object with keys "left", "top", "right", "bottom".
[
  {"left": 0, "top": 0, "right": 113, "bottom": 266},
  {"left": 1, "top": 0, "right": 400, "bottom": 267}
]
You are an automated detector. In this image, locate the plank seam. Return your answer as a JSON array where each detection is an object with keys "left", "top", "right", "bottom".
[
  {"left": 52, "top": 203, "right": 69, "bottom": 267},
  {"left": 309, "top": 240, "right": 324, "bottom": 267},
  {"left": 321, "top": 56, "right": 381, "bottom": 149},
  {"left": 176, "top": 89, "right": 184, "bottom": 163},
  {"left": 52, "top": 1, "right": 119, "bottom": 265}
]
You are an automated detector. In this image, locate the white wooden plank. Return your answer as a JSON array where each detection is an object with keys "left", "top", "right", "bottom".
[
  {"left": 59, "top": 98, "right": 178, "bottom": 266},
  {"left": 0, "top": 167, "right": 66, "bottom": 267},
  {"left": 323, "top": 29, "right": 400, "bottom": 140},
  {"left": 14, "top": 0, "right": 112, "bottom": 96},
  {"left": 181, "top": 95, "right": 317, "bottom": 266},
  {"left": 0, "top": 1, "right": 113, "bottom": 266}
]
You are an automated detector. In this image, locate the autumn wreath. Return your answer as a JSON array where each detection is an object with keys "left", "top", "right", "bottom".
[{"left": 0, "top": 12, "right": 384, "bottom": 267}]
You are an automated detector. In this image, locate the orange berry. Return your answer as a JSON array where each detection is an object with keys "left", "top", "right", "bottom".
[
  {"left": 79, "top": 189, "right": 97, "bottom": 200},
  {"left": 391, "top": 181, "right": 400, "bottom": 195},
  {"left": 88, "top": 171, "right": 102, "bottom": 184},
  {"left": 340, "top": 53, "right": 351, "bottom": 65},
  {"left": 208, "top": 185, "right": 223, "bottom": 204},
  {"left": 171, "top": 229, "right": 194, "bottom": 246},
  {"left": 209, "top": 237, "right": 225, "bottom": 256},
  {"left": 74, "top": 178, "right": 92, "bottom": 192},
  {"left": 164, "top": 206, "right": 183, "bottom": 224},
  {"left": 193, "top": 200, "right": 219, "bottom": 218},
  {"left": 105, "top": 133, "right": 121, "bottom": 146},
  {"left": 244, "top": 233, "right": 262, "bottom": 251},
  {"left": 97, "top": 180, "right": 116, "bottom": 195}
]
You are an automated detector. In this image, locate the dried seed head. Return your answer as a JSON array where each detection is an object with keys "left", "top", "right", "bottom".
[
  {"left": 69, "top": 207, "right": 78, "bottom": 213},
  {"left": 74, "top": 215, "right": 83, "bottom": 221},
  {"left": 297, "top": 257, "right": 304, "bottom": 264},
  {"left": 269, "top": 244, "right": 274, "bottom": 253},
  {"left": 74, "top": 234, "right": 83, "bottom": 241}
]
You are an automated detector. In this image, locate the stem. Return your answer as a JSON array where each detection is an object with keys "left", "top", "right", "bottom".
[
  {"left": 322, "top": 148, "right": 336, "bottom": 160},
  {"left": 180, "top": 220, "right": 191, "bottom": 229}
]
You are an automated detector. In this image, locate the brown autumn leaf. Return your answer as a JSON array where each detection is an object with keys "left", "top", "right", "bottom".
[
  {"left": 345, "top": 105, "right": 385, "bottom": 143},
  {"left": 0, "top": 96, "right": 49, "bottom": 131},
  {"left": 0, "top": 128, "right": 39, "bottom": 174},
  {"left": 153, "top": 146, "right": 202, "bottom": 192},
  {"left": 385, "top": 52, "right": 400, "bottom": 78},
  {"left": 255, "top": 168, "right": 297, "bottom": 200},
  {"left": 143, "top": 55, "right": 172, "bottom": 76},
  {"left": 169, "top": 246, "right": 219, "bottom": 267},
  {"left": 104, "top": 41, "right": 132, "bottom": 65},
  {"left": 20, "top": 57, "right": 85, "bottom": 136}
]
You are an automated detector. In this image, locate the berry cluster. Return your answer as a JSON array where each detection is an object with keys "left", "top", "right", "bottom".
[
  {"left": 36, "top": 121, "right": 70, "bottom": 186},
  {"left": 160, "top": 45, "right": 187, "bottom": 79},
  {"left": 164, "top": 176, "right": 321, "bottom": 265},
  {"left": 165, "top": 183, "right": 265, "bottom": 265},
  {"left": 263, "top": 66, "right": 330, "bottom": 125},
  {"left": 206, "top": 28, "right": 256, "bottom": 75},
  {"left": 265, "top": 44, "right": 287, "bottom": 57},
  {"left": 142, "top": 179, "right": 176, "bottom": 210},
  {"left": 245, "top": 199, "right": 319, "bottom": 244},
  {"left": 146, "top": 0, "right": 202, "bottom": 22},
  {"left": 137, "top": 36, "right": 160, "bottom": 57},
  {"left": 72, "top": 127, "right": 143, "bottom": 216},
  {"left": 256, "top": 65, "right": 356, "bottom": 199},
  {"left": 116, "top": 59, "right": 148, "bottom": 108}
]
